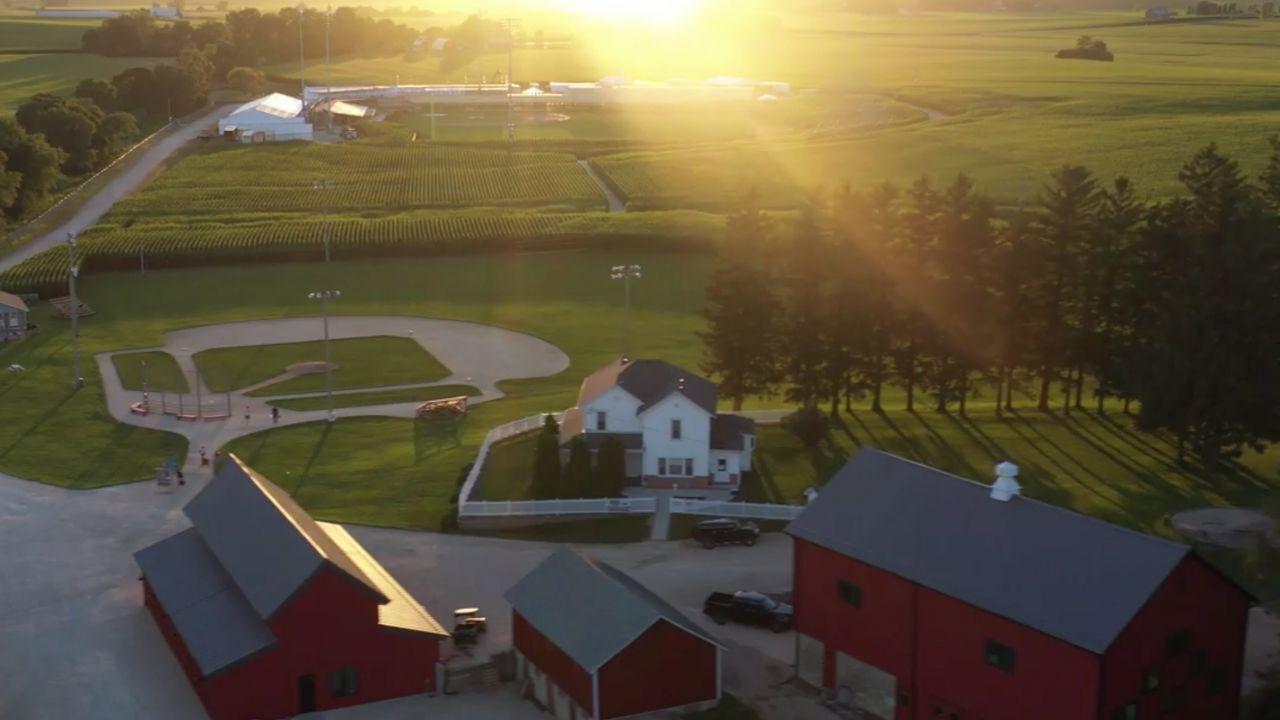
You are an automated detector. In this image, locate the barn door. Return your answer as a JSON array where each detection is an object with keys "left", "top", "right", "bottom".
[{"left": 297, "top": 674, "right": 317, "bottom": 713}]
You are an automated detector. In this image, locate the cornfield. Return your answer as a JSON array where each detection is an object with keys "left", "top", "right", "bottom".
[
  {"left": 0, "top": 210, "right": 726, "bottom": 294},
  {"left": 108, "top": 143, "right": 606, "bottom": 217}
]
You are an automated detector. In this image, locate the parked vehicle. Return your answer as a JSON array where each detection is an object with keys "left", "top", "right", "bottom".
[
  {"left": 703, "top": 590, "right": 793, "bottom": 632},
  {"left": 692, "top": 517, "right": 759, "bottom": 549},
  {"left": 452, "top": 607, "right": 487, "bottom": 645}
]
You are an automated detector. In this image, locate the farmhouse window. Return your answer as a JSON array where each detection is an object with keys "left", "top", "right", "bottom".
[
  {"left": 596, "top": 411, "right": 607, "bottom": 431},
  {"left": 658, "top": 458, "right": 666, "bottom": 475},
  {"left": 660, "top": 458, "right": 692, "bottom": 477},
  {"left": 329, "top": 667, "right": 358, "bottom": 697},
  {"left": 717, "top": 458, "right": 728, "bottom": 471},
  {"left": 836, "top": 580, "right": 861, "bottom": 608},
  {"left": 984, "top": 640, "right": 1015, "bottom": 674},
  {"left": 1165, "top": 629, "right": 1191, "bottom": 658},
  {"left": 684, "top": 458, "right": 694, "bottom": 475},
  {"left": 671, "top": 419, "right": 682, "bottom": 439}
]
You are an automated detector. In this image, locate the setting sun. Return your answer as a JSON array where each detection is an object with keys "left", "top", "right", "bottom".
[{"left": 554, "top": 0, "right": 701, "bottom": 25}]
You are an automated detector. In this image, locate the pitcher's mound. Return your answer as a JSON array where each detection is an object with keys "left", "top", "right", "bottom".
[{"left": 1171, "top": 507, "right": 1276, "bottom": 549}]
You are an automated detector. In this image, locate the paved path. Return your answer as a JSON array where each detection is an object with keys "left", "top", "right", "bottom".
[
  {"left": 578, "top": 159, "right": 626, "bottom": 212},
  {"left": 95, "top": 315, "right": 570, "bottom": 472},
  {"left": 0, "top": 104, "right": 234, "bottom": 273}
]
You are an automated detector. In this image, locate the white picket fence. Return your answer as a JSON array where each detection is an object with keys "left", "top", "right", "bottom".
[
  {"left": 457, "top": 410, "right": 802, "bottom": 522},
  {"left": 462, "top": 497, "right": 658, "bottom": 517},
  {"left": 669, "top": 498, "right": 805, "bottom": 521}
]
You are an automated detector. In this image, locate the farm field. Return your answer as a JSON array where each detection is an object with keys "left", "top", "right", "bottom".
[
  {"left": 395, "top": 96, "right": 925, "bottom": 144},
  {"left": 0, "top": 208, "right": 725, "bottom": 293},
  {"left": 589, "top": 18, "right": 1280, "bottom": 208},
  {"left": 193, "top": 335, "right": 450, "bottom": 394},
  {"left": 111, "top": 141, "right": 606, "bottom": 216},
  {"left": 0, "top": 52, "right": 156, "bottom": 113},
  {"left": 0, "top": 17, "right": 96, "bottom": 51}
]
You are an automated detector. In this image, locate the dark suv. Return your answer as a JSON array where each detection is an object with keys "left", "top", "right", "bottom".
[{"left": 691, "top": 518, "right": 760, "bottom": 548}]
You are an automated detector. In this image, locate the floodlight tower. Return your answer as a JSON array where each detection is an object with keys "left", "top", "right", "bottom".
[
  {"left": 297, "top": 3, "right": 307, "bottom": 97},
  {"left": 610, "top": 264, "right": 642, "bottom": 358},
  {"left": 504, "top": 17, "right": 517, "bottom": 145},
  {"left": 67, "top": 231, "right": 83, "bottom": 389},
  {"left": 313, "top": 179, "right": 335, "bottom": 262},
  {"left": 308, "top": 289, "right": 341, "bottom": 422}
]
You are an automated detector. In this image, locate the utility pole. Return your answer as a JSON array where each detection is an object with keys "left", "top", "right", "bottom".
[
  {"left": 610, "top": 264, "right": 642, "bottom": 359},
  {"left": 67, "top": 232, "right": 83, "bottom": 389},
  {"left": 298, "top": 3, "right": 306, "bottom": 97},
  {"left": 313, "top": 179, "right": 335, "bottom": 262},
  {"left": 325, "top": 5, "right": 331, "bottom": 90},
  {"left": 504, "top": 17, "right": 517, "bottom": 145},
  {"left": 308, "top": 289, "right": 341, "bottom": 422}
]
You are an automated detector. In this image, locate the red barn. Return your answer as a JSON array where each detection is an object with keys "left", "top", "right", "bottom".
[
  {"left": 787, "top": 448, "right": 1252, "bottom": 720},
  {"left": 134, "top": 456, "right": 448, "bottom": 720},
  {"left": 505, "top": 547, "right": 724, "bottom": 719}
]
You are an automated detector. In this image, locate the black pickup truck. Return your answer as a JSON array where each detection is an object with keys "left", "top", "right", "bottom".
[{"left": 703, "top": 590, "right": 793, "bottom": 632}]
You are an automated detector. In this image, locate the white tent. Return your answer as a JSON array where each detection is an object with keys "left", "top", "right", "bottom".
[{"left": 218, "top": 93, "right": 313, "bottom": 143}]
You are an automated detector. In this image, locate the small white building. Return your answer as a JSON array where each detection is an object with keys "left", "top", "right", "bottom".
[
  {"left": 217, "top": 93, "right": 313, "bottom": 143},
  {"left": 0, "top": 291, "right": 29, "bottom": 342},
  {"left": 559, "top": 357, "right": 755, "bottom": 495},
  {"left": 149, "top": 6, "right": 180, "bottom": 19}
]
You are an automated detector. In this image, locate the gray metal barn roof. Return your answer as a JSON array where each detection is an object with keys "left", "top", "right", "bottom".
[
  {"left": 786, "top": 448, "right": 1191, "bottom": 654},
  {"left": 505, "top": 547, "right": 722, "bottom": 671},
  {"left": 710, "top": 414, "right": 755, "bottom": 450},
  {"left": 133, "top": 528, "right": 276, "bottom": 676},
  {"left": 183, "top": 457, "right": 388, "bottom": 619},
  {"left": 577, "top": 358, "right": 718, "bottom": 416}
]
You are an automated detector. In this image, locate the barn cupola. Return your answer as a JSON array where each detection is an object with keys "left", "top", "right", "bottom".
[{"left": 990, "top": 461, "right": 1021, "bottom": 502}]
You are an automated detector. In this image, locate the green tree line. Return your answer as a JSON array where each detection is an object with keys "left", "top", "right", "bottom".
[{"left": 702, "top": 142, "right": 1280, "bottom": 469}]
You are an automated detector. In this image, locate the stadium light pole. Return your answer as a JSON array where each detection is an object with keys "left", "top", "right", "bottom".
[
  {"left": 610, "top": 264, "right": 641, "bottom": 359},
  {"left": 67, "top": 232, "right": 83, "bottom": 389},
  {"left": 313, "top": 179, "right": 335, "bottom": 262},
  {"left": 308, "top": 289, "right": 341, "bottom": 422},
  {"left": 297, "top": 3, "right": 306, "bottom": 97}
]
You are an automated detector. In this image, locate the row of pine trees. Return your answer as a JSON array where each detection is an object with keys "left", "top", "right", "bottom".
[{"left": 700, "top": 141, "right": 1280, "bottom": 468}]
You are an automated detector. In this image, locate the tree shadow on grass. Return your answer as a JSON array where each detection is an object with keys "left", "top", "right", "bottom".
[
  {"left": 0, "top": 385, "right": 78, "bottom": 463},
  {"left": 290, "top": 422, "right": 334, "bottom": 500},
  {"left": 414, "top": 415, "right": 463, "bottom": 461},
  {"left": 998, "top": 409, "right": 1127, "bottom": 515}
]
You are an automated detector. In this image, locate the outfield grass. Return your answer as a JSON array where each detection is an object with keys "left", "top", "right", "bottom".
[
  {"left": 110, "top": 350, "right": 188, "bottom": 393},
  {"left": 268, "top": 383, "right": 480, "bottom": 411},
  {"left": 476, "top": 433, "right": 538, "bottom": 501},
  {"left": 193, "top": 335, "right": 450, "bottom": 394}
]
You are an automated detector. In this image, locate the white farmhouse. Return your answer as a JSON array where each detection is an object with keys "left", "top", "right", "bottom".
[
  {"left": 559, "top": 357, "right": 755, "bottom": 494},
  {"left": 217, "top": 93, "right": 314, "bottom": 143}
]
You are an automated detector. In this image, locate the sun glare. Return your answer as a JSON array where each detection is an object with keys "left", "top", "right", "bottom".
[{"left": 556, "top": 0, "right": 700, "bottom": 25}]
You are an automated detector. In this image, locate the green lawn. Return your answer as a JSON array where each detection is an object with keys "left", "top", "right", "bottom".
[
  {"left": 268, "top": 383, "right": 479, "bottom": 411},
  {"left": 110, "top": 350, "right": 189, "bottom": 393},
  {"left": 475, "top": 432, "right": 538, "bottom": 501},
  {"left": 193, "top": 335, "right": 450, "bottom": 394}
]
